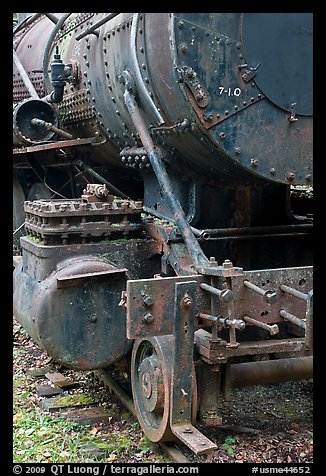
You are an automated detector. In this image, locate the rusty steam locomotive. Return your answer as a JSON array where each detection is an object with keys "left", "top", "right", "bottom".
[{"left": 13, "top": 13, "right": 313, "bottom": 453}]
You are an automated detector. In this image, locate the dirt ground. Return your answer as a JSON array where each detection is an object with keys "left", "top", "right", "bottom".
[{"left": 13, "top": 319, "right": 313, "bottom": 464}]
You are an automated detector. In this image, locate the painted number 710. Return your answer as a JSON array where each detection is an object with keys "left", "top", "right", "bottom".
[{"left": 218, "top": 87, "right": 241, "bottom": 97}]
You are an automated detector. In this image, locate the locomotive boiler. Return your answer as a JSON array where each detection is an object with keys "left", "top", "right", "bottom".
[{"left": 13, "top": 13, "right": 313, "bottom": 453}]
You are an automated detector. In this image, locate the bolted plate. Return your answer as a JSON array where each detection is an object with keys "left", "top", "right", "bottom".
[{"left": 242, "top": 13, "right": 313, "bottom": 116}]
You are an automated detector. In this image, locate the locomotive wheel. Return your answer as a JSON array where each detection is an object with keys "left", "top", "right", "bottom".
[{"left": 131, "top": 335, "right": 197, "bottom": 443}]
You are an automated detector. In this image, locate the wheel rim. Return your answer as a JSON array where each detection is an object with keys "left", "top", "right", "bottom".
[{"left": 131, "top": 335, "right": 197, "bottom": 443}]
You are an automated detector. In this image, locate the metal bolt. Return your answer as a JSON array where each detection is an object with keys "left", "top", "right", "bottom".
[
  {"left": 219, "top": 132, "right": 226, "bottom": 140},
  {"left": 142, "top": 312, "right": 154, "bottom": 324},
  {"left": 270, "top": 168, "right": 276, "bottom": 175},
  {"left": 181, "top": 294, "right": 192, "bottom": 309},
  {"left": 287, "top": 172, "right": 295, "bottom": 182},
  {"left": 234, "top": 147, "right": 241, "bottom": 155},
  {"left": 183, "top": 427, "right": 193, "bottom": 433},
  {"left": 223, "top": 259, "right": 233, "bottom": 269},
  {"left": 243, "top": 280, "right": 278, "bottom": 304},
  {"left": 251, "top": 159, "right": 259, "bottom": 168},
  {"left": 143, "top": 295, "right": 154, "bottom": 307},
  {"left": 203, "top": 112, "right": 213, "bottom": 122}
]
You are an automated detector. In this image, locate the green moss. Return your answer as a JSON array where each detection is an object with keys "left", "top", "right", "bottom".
[
  {"left": 56, "top": 394, "right": 96, "bottom": 407},
  {"left": 26, "top": 234, "right": 43, "bottom": 243}
]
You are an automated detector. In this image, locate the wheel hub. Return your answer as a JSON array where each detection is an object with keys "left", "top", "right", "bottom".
[{"left": 138, "top": 355, "right": 164, "bottom": 413}]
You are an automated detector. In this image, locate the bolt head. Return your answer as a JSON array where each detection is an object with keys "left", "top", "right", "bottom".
[
  {"left": 263, "top": 290, "right": 278, "bottom": 305},
  {"left": 143, "top": 295, "right": 154, "bottom": 307},
  {"left": 181, "top": 295, "right": 192, "bottom": 309},
  {"left": 142, "top": 312, "right": 154, "bottom": 324},
  {"left": 223, "top": 259, "right": 233, "bottom": 269}
]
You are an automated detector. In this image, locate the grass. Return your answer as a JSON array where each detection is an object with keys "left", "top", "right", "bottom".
[
  {"left": 13, "top": 344, "right": 168, "bottom": 463},
  {"left": 221, "top": 435, "right": 237, "bottom": 457}
]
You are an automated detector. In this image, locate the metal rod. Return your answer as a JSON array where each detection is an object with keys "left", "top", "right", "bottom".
[
  {"left": 142, "top": 205, "right": 208, "bottom": 238},
  {"left": 14, "top": 13, "right": 42, "bottom": 34},
  {"left": 244, "top": 280, "right": 266, "bottom": 296},
  {"left": 280, "top": 309, "right": 306, "bottom": 329},
  {"left": 305, "top": 290, "right": 313, "bottom": 351},
  {"left": 194, "top": 224, "right": 313, "bottom": 238},
  {"left": 43, "top": 13, "right": 59, "bottom": 24},
  {"left": 124, "top": 89, "right": 208, "bottom": 267},
  {"left": 231, "top": 356, "right": 313, "bottom": 388},
  {"left": 130, "top": 13, "right": 165, "bottom": 126},
  {"left": 280, "top": 284, "right": 308, "bottom": 301},
  {"left": 199, "top": 313, "right": 245, "bottom": 330},
  {"left": 204, "top": 233, "right": 310, "bottom": 241},
  {"left": 243, "top": 280, "right": 277, "bottom": 304},
  {"left": 73, "top": 159, "right": 130, "bottom": 200},
  {"left": 76, "top": 13, "right": 120, "bottom": 40},
  {"left": 13, "top": 222, "right": 25, "bottom": 236},
  {"left": 13, "top": 49, "right": 39, "bottom": 99},
  {"left": 200, "top": 282, "right": 233, "bottom": 303},
  {"left": 31, "top": 118, "right": 73, "bottom": 140},
  {"left": 96, "top": 369, "right": 135, "bottom": 415},
  {"left": 210, "top": 277, "right": 219, "bottom": 338},
  {"left": 243, "top": 315, "right": 279, "bottom": 335}
]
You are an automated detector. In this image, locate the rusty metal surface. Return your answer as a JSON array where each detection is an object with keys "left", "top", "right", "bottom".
[
  {"left": 126, "top": 265, "right": 312, "bottom": 343},
  {"left": 232, "top": 266, "right": 313, "bottom": 326},
  {"left": 24, "top": 197, "right": 143, "bottom": 245},
  {"left": 14, "top": 13, "right": 312, "bottom": 183},
  {"left": 13, "top": 137, "right": 95, "bottom": 154},
  {"left": 231, "top": 356, "right": 313, "bottom": 388},
  {"left": 13, "top": 256, "right": 131, "bottom": 369},
  {"left": 195, "top": 329, "right": 306, "bottom": 363},
  {"left": 170, "top": 282, "right": 196, "bottom": 427},
  {"left": 126, "top": 275, "right": 203, "bottom": 339},
  {"left": 131, "top": 336, "right": 175, "bottom": 442}
]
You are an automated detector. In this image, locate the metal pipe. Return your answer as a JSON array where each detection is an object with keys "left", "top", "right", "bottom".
[
  {"left": 13, "top": 49, "right": 39, "bottom": 99},
  {"left": 130, "top": 13, "right": 165, "bottom": 126},
  {"left": 43, "top": 13, "right": 59, "bottom": 24},
  {"left": 194, "top": 224, "right": 313, "bottom": 238},
  {"left": 124, "top": 89, "right": 208, "bottom": 267},
  {"left": 43, "top": 13, "right": 72, "bottom": 93},
  {"left": 200, "top": 282, "right": 233, "bottom": 303},
  {"left": 73, "top": 159, "right": 130, "bottom": 200},
  {"left": 243, "top": 315, "right": 279, "bottom": 335},
  {"left": 76, "top": 13, "right": 120, "bottom": 40},
  {"left": 205, "top": 233, "right": 310, "bottom": 241},
  {"left": 14, "top": 13, "right": 42, "bottom": 34},
  {"left": 280, "top": 309, "right": 306, "bottom": 329},
  {"left": 231, "top": 356, "right": 313, "bottom": 388},
  {"left": 280, "top": 284, "right": 308, "bottom": 301}
]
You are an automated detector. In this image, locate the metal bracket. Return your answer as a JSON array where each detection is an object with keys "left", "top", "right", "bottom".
[
  {"left": 170, "top": 281, "right": 217, "bottom": 454},
  {"left": 179, "top": 66, "right": 210, "bottom": 108}
]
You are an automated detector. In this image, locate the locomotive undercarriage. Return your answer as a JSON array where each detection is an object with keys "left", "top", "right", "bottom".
[{"left": 13, "top": 170, "right": 313, "bottom": 454}]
